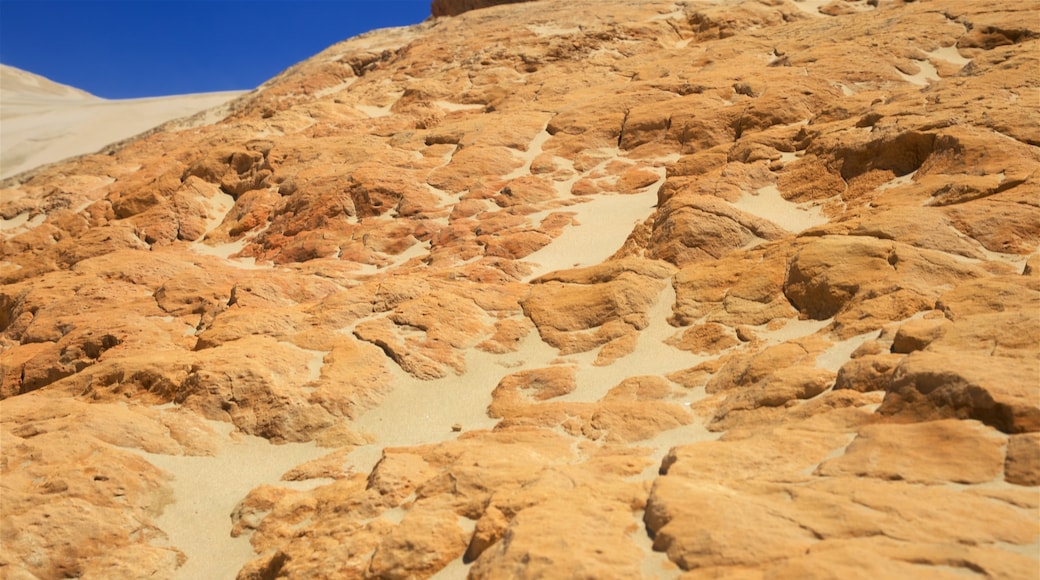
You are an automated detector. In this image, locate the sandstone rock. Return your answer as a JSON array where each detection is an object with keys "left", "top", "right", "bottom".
[
  {"left": 464, "top": 504, "right": 509, "bottom": 562},
  {"left": 834, "top": 353, "right": 904, "bottom": 393},
  {"left": 0, "top": 392, "right": 210, "bottom": 579},
  {"left": 431, "top": 0, "right": 534, "bottom": 18},
  {"left": 662, "top": 436, "right": 832, "bottom": 484},
  {"left": 665, "top": 322, "right": 741, "bottom": 354},
  {"left": 763, "top": 537, "right": 1040, "bottom": 580},
  {"left": 817, "top": 419, "right": 1005, "bottom": 484},
  {"left": 784, "top": 236, "right": 988, "bottom": 336},
  {"left": 936, "top": 274, "right": 1040, "bottom": 319},
  {"left": 488, "top": 366, "right": 577, "bottom": 417},
  {"left": 1004, "top": 433, "right": 1040, "bottom": 486},
  {"left": 3, "top": 0, "right": 1038, "bottom": 577},
  {"left": 469, "top": 495, "right": 646, "bottom": 579},
  {"left": 890, "top": 315, "right": 951, "bottom": 353},
  {"left": 367, "top": 500, "right": 468, "bottom": 579},
  {"left": 705, "top": 341, "right": 818, "bottom": 394},
  {"left": 648, "top": 194, "right": 786, "bottom": 266},
  {"left": 645, "top": 476, "right": 819, "bottom": 570},
  {"left": 740, "top": 365, "right": 835, "bottom": 409},
  {"left": 849, "top": 208, "right": 988, "bottom": 259},
  {"left": 669, "top": 244, "right": 797, "bottom": 327},
  {"left": 646, "top": 473, "right": 1039, "bottom": 574},
  {"left": 354, "top": 287, "right": 493, "bottom": 379},
  {"left": 521, "top": 258, "right": 674, "bottom": 353},
  {"left": 880, "top": 352, "right": 1040, "bottom": 433}
]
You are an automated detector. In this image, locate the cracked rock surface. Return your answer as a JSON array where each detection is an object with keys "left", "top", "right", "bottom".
[{"left": 2, "top": 0, "right": 1038, "bottom": 578}]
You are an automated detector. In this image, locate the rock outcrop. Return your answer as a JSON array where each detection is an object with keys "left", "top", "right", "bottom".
[{"left": 2, "top": 0, "right": 1037, "bottom": 578}]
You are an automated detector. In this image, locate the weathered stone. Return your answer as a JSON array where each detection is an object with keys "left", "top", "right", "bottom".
[
  {"left": 521, "top": 258, "right": 674, "bottom": 353},
  {"left": 890, "top": 315, "right": 951, "bottom": 353},
  {"left": 488, "top": 366, "right": 577, "bottom": 417},
  {"left": 817, "top": 419, "right": 1005, "bottom": 484},
  {"left": 367, "top": 501, "right": 468, "bottom": 579},
  {"left": 3, "top": 0, "right": 1038, "bottom": 577},
  {"left": 834, "top": 353, "right": 904, "bottom": 392},
  {"left": 880, "top": 352, "right": 1040, "bottom": 434},
  {"left": 784, "top": 236, "right": 985, "bottom": 326},
  {"left": 469, "top": 494, "right": 646, "bottom": 579},
  {"left": 665, "top": 322, "right": 741, "bottom": 354},
  {"left": 1004, "top": 433, "right": 1040, "bottom": 486}
]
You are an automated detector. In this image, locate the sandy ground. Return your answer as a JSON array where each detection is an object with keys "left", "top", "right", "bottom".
[
  {"left": 133, "top": 418, "right": 331, "bottom": 580},
  {"left": 0, "top": 64, "right": 243, "bottom": 180},
  {"left": 733, "top": 184, "right": 828, "bottom": 233}
]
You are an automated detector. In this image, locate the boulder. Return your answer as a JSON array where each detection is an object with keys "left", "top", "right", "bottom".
[{"left": 880, "top": 352, "right": 1040, "bottom": 433}]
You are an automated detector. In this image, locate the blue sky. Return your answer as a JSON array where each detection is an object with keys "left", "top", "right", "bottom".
[{"left": 0, "top": 1, "right": 431, "bottom": 99}]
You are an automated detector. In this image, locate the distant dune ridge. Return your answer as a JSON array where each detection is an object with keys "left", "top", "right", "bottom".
[
  {"left": 0, "top": 64, "right": 98, "bottom": 100},
  {"left": 0, "top": 64, "right": 244, "bottom": 180},
  {"left": 1, "top": 0, "right": 1038, "bottom": 579}
]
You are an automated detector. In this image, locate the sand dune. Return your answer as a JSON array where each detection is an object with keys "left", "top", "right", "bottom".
[{"left": 0, "top": 64, "right": 243, "bottom": 180}]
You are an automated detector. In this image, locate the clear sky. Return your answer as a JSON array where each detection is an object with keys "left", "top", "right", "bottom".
[{"left": 0, "top": 1, "right": 432, "bottom": 99}]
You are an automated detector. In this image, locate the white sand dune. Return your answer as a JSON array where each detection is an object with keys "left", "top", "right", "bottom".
[{"left": 0, "top": 64, "right": 244, "bottom": 180}]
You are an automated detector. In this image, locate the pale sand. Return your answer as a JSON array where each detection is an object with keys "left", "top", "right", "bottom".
[
  {"left": 0, "top": 210, "right": 46, "bottom": 236},
  {"left": 132, "top": 418, "right": 331, "bottom": 580},
  {"left": 877, "top": 170, "right": 918, "bottom": 191},
  {"left": 522, "top": 189, "right": 659, "bottom": 280},
  {"left": 189, "top": 239, "right": 269, "bottom": 270},
  {"left": 815, "top": 330, "right": 877, "bottom": 372},
  {"left": 521, "top": 154, "right": 668, "bottom": 280},
  {"left": 896, "top": 59, "right": 941, "bottom": 86},
  {"left": 732, "top": 184, "right": 828, "bottom": 233},
  {"left": 526, "top": 23, "right": 582, "bottom": 37},
  {"left": 791, "top": 0, "right": 831, "bottom": 16},
  {"left": 0, "top": 63, "right": 96, "bottom": 99},
  {"left": 189, "top": 221, "right": 276, "bottom": 271},
  {"left": 0, "top": 65, "right": 244, "bottom": 179},
  {"left": 346, "top": 325, "right": 560, "bottom": 473},
  {"left": 928, "top": 45, "right": 972, "bottom": 67},
  {"left": 432, "top": 100, "right": 486, "bottom": 112},
  {"left": 503, "top": 125, "right": 554, "bottom": 180}
]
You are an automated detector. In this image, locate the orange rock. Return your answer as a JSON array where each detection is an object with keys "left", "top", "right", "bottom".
[
  {"left": 881, "top": 352, "right": 1040, "bottom": 434},
  {"left": 367, "top": 500, "right": 468, "bottom": 578},
  {"left": 817, "top": 419, "right": 1006, "bottom": 484},
  {"left": 1004, "top": 433, "right": 1040, "bottom": 486},
  {"left": 521, "top": 258, "right": 674, "bottom": 353},
  {"left": 488, "top": 366, "right": 577, "bottom": 417},
  {"left": 3, "top": 0, "right": 1039, "bottom": 576},
  {"left": 834, "top": 353, "right": 904, "bottom": 393},
  {"left": 784, "top": 236, "right": 988, "bottom": 336}
]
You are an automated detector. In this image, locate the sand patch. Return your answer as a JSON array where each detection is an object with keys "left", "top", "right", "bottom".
[
  {"left": 733, "top": 184, "right": 828, "bottom": 233},
  {"left": 135, "top": 419, "right": 330, "bottom": 580},
  {"left": 526, "top": 23, "right": 581, "bottom": 37},
  {"left": 815, "top": 330, "right": 876, "bottom": 372},
  {"left": 928, "top": 45, "right": 971, "bottom": 67},
  {"left": 189, "top": 238, "right": 269, "bottom": 270},
  {"left": 0, "top": 211, "right": 46, "bottom": 237},
  {"left": 433, "top": 100, "right": 486, "bottom": 112},
  {"left": 557, "top": 282, "right": 712, "bottom": 404},
  {"left": 877, "top": 170, "right": 918, "bottom": 191},
  {"left": 521, "top": 191, "right": 658, "bottom": 280},
  {"left": 347, "top": 329, "right": 559, "bottom": 473},
  {"left": 896, "top": 59, "right": 940, "bottom": 86}
]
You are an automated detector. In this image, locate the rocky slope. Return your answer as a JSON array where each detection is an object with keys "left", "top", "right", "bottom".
[{"left": 1, "top": 0, "right": 1038, "bottom": 578}]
